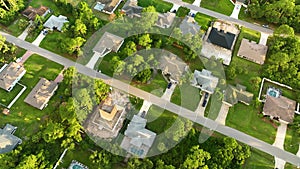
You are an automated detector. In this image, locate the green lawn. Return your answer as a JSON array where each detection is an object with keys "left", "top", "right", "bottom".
[
  {"left": 176, "top": 7, "right": 190, "bottom": 18},
  {"left": 29, "top": 0, "right": 69, "bottom": 16},
  {"left": 0, "top": 84, "right": 23, "bottom": 106},
  {"left": 226, "top": 103, "right": 277, "bottom": 144},
  {"left": 39, "top": 31, "right": 77, "bottom": 61},
  {"left": 194, "top": 13, "right": 215, "bottom": 31},
  {"left": 146, "top": 105, "right": 178, "bottom": 134},
  {"left": 284, "top": 127, "right": 300, "bottom": 154},
  {"left": 244, "top": 148, "right": 274, "bottom": 169},
  {"left": 138, "top": 0, "right": 173, "bottom": 13},
  {"left": 98, "top": 52, "right": 116, "bottom": 77},
  {"left": 260, "top": 81, "right": 297, "bottom": 101},
  {"left": 200, "top": 0, "right": 234, "bottom": 16},
  {"left": 182, "top": 0, "right": 195, "bottom": 3},
  {"left": 0, "top": 54, "right": 64, "bottom": 139},
  {"left": 25, "top": 28, "right": 41, "bottom": 43},
  {"left": 131, "top": 71, "right": 168, "bottom": 97},
  {"left": 6, "top": 16, "right": 29, "bottom": 36},
  {"left": 171, "top": 84, "right": 201, "bottom": 111}
]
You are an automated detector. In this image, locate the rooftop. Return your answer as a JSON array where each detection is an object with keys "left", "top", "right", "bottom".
[
  {"left": 159, "top": 53, "right": 187, "bottom": 82},
  {"left": 156, "top": 12, "right": 176, "bottom": 28},
  {"left": 22, "top": 5, "right": 49, "bottom": 20},
  {"left": 95, "top": 0, "right": 122, "bottom": 14},
  {"left": 0, "top": 124, "right": 22, "bottom": 154},
  {"left": 237, "top": 38, "right": 268, "bottom": 65},
  {"left": 93, "top": 32, "right": 124, "bottom": 56},
  {"left": 24, "top": 78, "right": 58, "bottom": 110},
  {"left": 0, "top": 62, "right": 26, "bottom": 91},
  {"left": 43, "top": 15, "right": 68, "bottom": 31},
  {"left": 263, "top": 95, "right": 296, "bottom": 123},
  {"left": 207, "top": 28, "right": 236, "bottom": 50},
  {"left": 179, "top": 16, "right": 201, "bottom": 35},
  {"left": 121, "top": 0, "right": 143, "bottom": 17},
  {"left": 223, "top": 84, "right": 253, "bottom": 106},
  {"left": 191, "top": 69, "right": 219, "bottom": 94}
]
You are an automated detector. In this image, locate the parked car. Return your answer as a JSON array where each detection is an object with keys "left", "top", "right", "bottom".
[
  {"left": 167, "top": 83, "right": 172, "bottom": 89},
  {"left": 141, "top": 111, "right": 146, "bottom": 118},
  {"left": 262, "top": 24, "right": 269, "bottom": 28},
  {"left": 204, "top": 92, "right": 209, "bottom": 99},
  {"left": 202, "top": 99, "right": 207, "bottom": 107}
]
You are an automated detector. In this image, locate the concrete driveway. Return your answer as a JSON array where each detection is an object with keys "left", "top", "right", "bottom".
[
  {"left": 215, "top": 103, "right": 230, "bottom": 125},
  {"left": 194, "top": 92, "right": 209, "bottom": 116},
  {"left": 273, "top": 123, "right": 288, "bottom": 169},
  {"left": 161, "top": 83, "right": 176, "bottom": 101},
  {"left": 230, "top": 4, "right": 241, "bottom": 19},
  {"left": 86, "top": 52, "right": 102, "bottom": 69},
  {"left": 18, "top": 22, "right": 32, "bottom": 40},
  {"left": 192, "top": 0, "right": 201, "bottom": 6},
  {"left": 137, "top": 100, "right": 152, "bottom": 116},
  {"left": 259, "top": 32, "right": 269, "bottom": 45},
  {"left": 32, "top": 30, "right": 46, "bottom": 46},
  {"left": 170, "top": 4, "right": 180, "bottom": 12}
]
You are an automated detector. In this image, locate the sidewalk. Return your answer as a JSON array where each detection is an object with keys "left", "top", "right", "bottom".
[{"left": 18, "top": 51, "right": 33, "bottom": 64}]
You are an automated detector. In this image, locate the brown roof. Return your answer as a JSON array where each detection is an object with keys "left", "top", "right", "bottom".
[
  {"left": 0, "top": 62, "right": 26, "bottom": 91},
  {"left": 22, "top": 6, "right": 49, "bottom": 20},
  {"left": 24, "top": 78, "right": 58, "bottom": 110},
  {"left": 237, "top": 38, "right": 268, "bottom": 65},
  {"left": 99, "top": 104, "right": 119, "bottom": 121},
  {"left": 263, "top": 95, "right": 296, "bottom": 123}
]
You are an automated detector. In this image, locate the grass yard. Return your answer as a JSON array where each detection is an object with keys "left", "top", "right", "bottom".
[
  {"left": 182, "top": 0, "right": 195, "bottom": 3},
  {"left": 145, "top": 105, "right": 178, "bottom": 134},
  {"left": 0, "top": 54, "right": 64, "bottom": 139},
  {"left": 260, "top": 80, "right": 297, "bottom": 101},
  {"left": 98, "top": 52, "right": 116, "bottom": 77},
  {"left": 25, "top": 28, "right": 41, "bottom": 43},
  {"left": 171, "top": 84, "right": 201, "bottom": 111},
  {"left": 29, "top": 0, "right": 69, "bottom": 16},
  {"left": 131, "top": 71, "right": 168, "bottom": 97},
  {"left": 285, "top": 163, "right": 298, "bottom": 169},
  {"left": 6, "top": 16, "right": 29, "bottom": 36},
  {"left": 284, "top": 127, "right": 300, "bottom": 154},
  {"left": 0, "top": 84, "right": 23, "bottom": 106},
  {"left": 138, "top": 0, "right": 173, "bottom": 13},
  {"left": 39, "top": 31, "right": 77, "bottom": 61},
  {"left": 194, "top": 13, "right": 215, "bottom": 31},
  {"left": 200, "top": 0, "right": 234, "bottom": 16},
  {"left": 226, "top": 103, "right": 277, "bottom": 144},
  {"left": 244, "top": 148, "right": 274, "bottom": 169},
  {"left": 176, "top": 7, "right": 190, "bottom": 18}
]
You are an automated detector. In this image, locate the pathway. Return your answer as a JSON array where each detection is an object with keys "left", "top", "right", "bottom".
[
  {"left": 18, "top": 50, "right": 33, "bottom": 64},
  {"left": 230, "top": 3, "right": 241, "bottom": 19},
  {"left": 54, "top": 67, "right": 67, "bottom": 83},
  {"left": 161, "top": 84, "right": 176, "bottom": 101},
  {"left": 2, "top": 31, "right": 300, "bottom": 167},
  {"left": 86, "top": 52, "right": 102, "bottom": 69},
  {"left": 273, "top": 123, "right": 288, "bottom": 169},
  {"left": 18, "top": 22, "right": 32, "bottom": 40},
  {"left": 297, "top": 144, "right": 300, "bottom": 157},
  {"left": 259, "top": 32, "right": 269, "bottom": 45},
  {"left": 32, "top": 30, "right": 46, "bottom": 46},
  {"left": 215, "top": 103, "right": 230, "bottom": 125}
]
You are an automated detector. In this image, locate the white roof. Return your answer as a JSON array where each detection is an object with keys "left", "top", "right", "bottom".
[
  {"left": 43, "top": 15, "right": 68, "bottom": 31},
  {"left": 191, "top": 69, "right": 219, "bottom": 93}
]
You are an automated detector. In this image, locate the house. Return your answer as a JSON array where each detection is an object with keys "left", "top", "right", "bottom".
[
  {"left": 120, "top": 115, "right": 156, "bottom": 158},
  {"left": 191, "top": 69, "right": 219, "bottom": 94},
  {"left": 159, "top": 53, "right": 187, "bottom": 84},
  {"left": 93, "top": 32, "right": 124, "bottom": 57},
  {"left": 43, "top": 15, "right": 68, "bottom": 31},
  {"left": 156, "top": 12, "right": 176, "bottom": 28},
  {"left": 24, "top": 78, "right": 58, "bottom": 110},
  {"left": 84, "top": 89, "right": 128, "bottom": 139},
  {"left": 0, "top": 124, "right": 22, "bottom": 154},
  {"left": 121, "top": 0, "right": 143, "bottom": 17},
  {"left": 0, "top": 62, "right": 26, "bottom": 92},
  {"left": 237, "top": 38, "right": 268, "bottom": 65},
  {"left": 22, "top": 5, "right": 50, "bottom": 20},
  {"left": 179, "top": 16, "right": 201, "bottom": 35},
  {"left": 262, "top": 92, "right": 296, "bottom": 124},
  {"left": 201, "top": 20, "right": 240, "bottom": 65},
  {"left": 223, "top": 84, "right": 253, "bottom": 106},
  {"left": 94, "top": 0, "right": 123, "bottom": 14}
]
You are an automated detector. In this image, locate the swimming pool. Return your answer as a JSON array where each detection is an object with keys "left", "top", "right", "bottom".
[
  {"left": 267, "top": 88, "right": 280, "bottom": 98},
  {"left": 72, "top": 164, "right": 84, "bottom": 169}
]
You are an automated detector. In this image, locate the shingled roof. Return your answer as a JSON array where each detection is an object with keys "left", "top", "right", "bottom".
[
  {"left": 93, "top": 32, "right": 124, "bottom": 56},
  {"left": 121, "top": 0, "right": 143, "bottom": 17},
  {"left": 179, "top": 16, "right": 201, "bottom": 35},
  {"left": 191, "top": 69, "right": 219, "bottom": 94},
  {"left": 223, "top": 84, "right": 253, "bottom": 106},
  {"left": 22, "top": 5, "right": 49, "bottom": 20},
  {"left": 0, "top": 62, "right": 26, "bottom": 91},
  {"left": 0, "top": 124, "right": 22, "bottom": 154},
  {"left": 263, "top": 95, "right": 296, "bottom": 124},
  {"left": 207, "top": 28, "right": 236, "bottom": 50}
]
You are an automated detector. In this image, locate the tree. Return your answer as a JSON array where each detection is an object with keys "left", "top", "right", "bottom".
[
  {"left": 74, "top": 88, "right": 93, "bottom": 123},
  {"left": 62, "top": 37, "right": 86, "bottom": 55},
  {"left": 42, "top": 122, "right": 64, "bottom": 143},
  {"left": 274, "top": 24, "right": 295, "bottom": 37},
  {"left": 182, "top": 146, "right": 210, "bottom": 169},
  {"left": 89, "top": 150, "right": 112, "bottom": 169},
  {"left": 127, "top": 158, "right": 153, "bottom": 169},
  {"left": 156, "top": 160, "right": 175, "bottom": 169},
  {"left": 136, "top": 69, "right": 152, "bottom": 83},
  {"left": 249, "top": 76, "right": 262, "bottom": 91},
  {"left": 94, "top": 79, "right": 110, "bottom": 104},
  {"left": 226, "top": 64, "right": 237, "bottom": 80},
  {"left": 138, "top": 6, "right": 158, "bottom": 31},
  {"left": 72, "top": 19, "right": 87, "bottom": 36},
  {"left": 122, "top": 41, "right": 137, "bottom": 57},
  {"left": 138, "top": 34, "right": 152, "bottom": 49}
]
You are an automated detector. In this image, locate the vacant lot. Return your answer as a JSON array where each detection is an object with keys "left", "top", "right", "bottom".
[
  {"left": 138, "top": 0, "right": 173, "bottom": 13},
  {"left": 201, "top": 0, "right": 234, "bottom": 16},
  {"left": 244, "top": 148, "right": 274, "bottom": 169},
  {"left": 0, "top": 84, "right": 23, "bottom": 106},
  {"left": 194, "top": 13, "right": 215, "bottom": 30},
  {"left": 171, "top": 84, "right": 201, "bottom": 111}
]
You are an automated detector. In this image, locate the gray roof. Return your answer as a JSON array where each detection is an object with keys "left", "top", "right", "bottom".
[
  {"left": 191, "top": 69, "right": 219, "bottom": 94},
  {"left": 0, "top": 124, "right": 22, "bottom": 154},
  {"left": 156, "top": 12, "right": 176, "bottom": 28},
  {"left": 123, "top": 115, "right": 156, "bottom": 154},
  {"left": 121, "top": 0, "right": 143, "bottom": 17},
  {"left": 93, "top": 32, "right": 124, "bottom": 56},
  {"left": 159, "top": 53, "right": 187, "bottom": 82},
  {"left": 0, "top": 62, "right": 26, "bottom": 91},
  {"left": 43, "top": 15, "right": 68, "bottom": 31},
  {"left": 223, "top": 84, "right": 253, "bottom": 106},
  {"left": 179, "top": 16, "right": 201, "bottom": 35},
  {"left": 24, "top": 78, "right": 58, "bottom": 110}
]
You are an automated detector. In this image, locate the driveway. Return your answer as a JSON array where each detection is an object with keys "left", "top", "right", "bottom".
[
  {"left": 32, "top": 30, "right": 46, "bottom": 46},
  {"left": 273, "top": 123, "right": 288, "bottom": 169},
  {"left": 86, "top": 52, "right": 102, "bottom": 69},
  {"left": 2, "top": 31, "right": 300, "bottom": 167},
  {"left": 161, "top": 83, "right": 176, "bottom": 101},
  {"left": 259, "top": 32, "right": 269, "bottom": 45},
  {"left": 137, "top": 100, "right": 152, "bottom": 116},
  {"left": 192, "top": 0, "right": 201, "bottom": 6},
  {"left": 194, "top": 92, "right": 209, "bottom": 117},
  {"left": 170, "top": 4, "right": 180, "bottom": 12},
  {"left": 215, "top": 103, "right": 230, "bottom": 125},
  {"left": 18, "top": 22, "right": 32, "bottom": 40},
  {"left": 230, "top": 4, "right": 241, "bottom": 19}
]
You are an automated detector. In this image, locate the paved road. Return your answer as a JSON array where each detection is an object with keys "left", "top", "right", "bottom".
[
  {"left": 1, "top": 31, "right": 300, "bottom": 167},
  {"left": 163, "top": 0, "right": 273, "bottom": 34}
]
